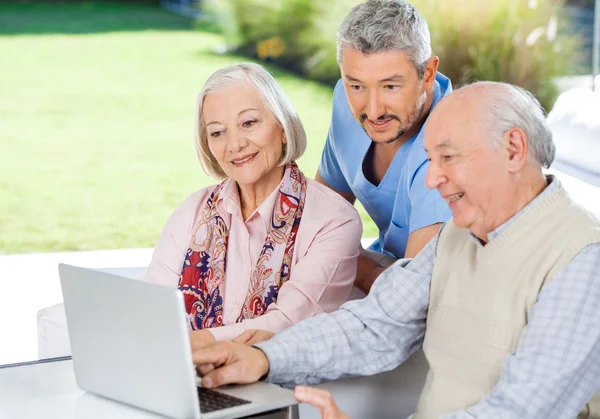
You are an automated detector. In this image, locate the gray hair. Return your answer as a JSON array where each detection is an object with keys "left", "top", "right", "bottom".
[
  {"left": 337, "top": 0, "right": 432, "bottom": 78},
  {"left": 465, "top": 81, "right": 555, "bottom": 169},
  {"left": 195, "top": 62, "right": 307, "bottom": 179}
]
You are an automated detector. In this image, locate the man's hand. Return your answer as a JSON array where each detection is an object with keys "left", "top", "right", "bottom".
[
  {"left": 232, "top": 330, "right": 275, "bottom": 345},
  {"left": 193, "top": 341, "right": 269, "bottom": 388},
  {"left": 190, "top": 329, "right": 216, "bottom": 351},
  {"left": 295, "top": 386, "right": 349, "bottom": 419}
]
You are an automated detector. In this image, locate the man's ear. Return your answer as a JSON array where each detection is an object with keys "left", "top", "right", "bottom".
[
  {"left": 423, "top": 56, "right": 439, "bottom": 88},
  {"left": 505, "top": 127, "right": 528, "bottom": 173}
]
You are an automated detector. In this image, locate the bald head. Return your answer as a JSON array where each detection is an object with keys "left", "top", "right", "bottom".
[
  {"left": 424, "top": 81, "right": 553, "bottom": 241},
  {"left": 430, "top": 81, "right": 555, "bottom": 169}
]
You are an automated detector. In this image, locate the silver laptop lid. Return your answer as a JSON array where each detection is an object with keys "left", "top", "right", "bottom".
[{"left": 59, "top": 264, "right": 201, "bottom": 419}]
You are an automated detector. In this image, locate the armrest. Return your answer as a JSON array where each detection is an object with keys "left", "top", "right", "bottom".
[{"left": 298, "top": 350, "right": 428, "bottom": 419}]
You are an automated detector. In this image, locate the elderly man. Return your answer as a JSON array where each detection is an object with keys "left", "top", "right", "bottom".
[
  {"left": 317, "top": 0, "right": 453, "bottom": 293},
  {"left": 193, "top": 82, "right": 600, "bottom": 419}
]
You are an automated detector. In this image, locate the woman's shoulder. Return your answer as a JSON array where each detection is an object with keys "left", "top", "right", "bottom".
[
  {"left": 169, "top": 184, "right": 220, "bottom": 219},
  {"left": 304, "top": 178, "right": 360, "bottom": 220},
  {"left": 182, "top": 184, "right": 219, "bottom": 205}
]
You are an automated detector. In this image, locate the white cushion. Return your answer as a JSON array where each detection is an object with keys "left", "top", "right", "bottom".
[
  {"left": 299, "top": 350, "right": 427, "bottom": 419},
  {"left": 37, "top": 303, "right": 71, "bottom": 359},
  {"left": 547, "top": 88, "right": 600, "bottom": 187}
]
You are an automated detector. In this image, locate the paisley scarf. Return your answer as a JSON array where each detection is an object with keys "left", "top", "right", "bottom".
[{"left": 177, "top": 162, "right": 306, "bottom": 330}]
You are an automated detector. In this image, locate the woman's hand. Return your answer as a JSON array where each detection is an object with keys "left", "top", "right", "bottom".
[
  {"left": 232, "top": 329, "right": 275, "bottom": 345},
  {"left": 294, "top": 386, "right": 349, "bottom": 419},
  {"left": 190, "top": 330, "right": 216, "bottom": 351}
]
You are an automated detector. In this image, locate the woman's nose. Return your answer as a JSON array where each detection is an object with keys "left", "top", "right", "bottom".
[{"left": 227, "top": 132, "right": 248, "bottom": 154}]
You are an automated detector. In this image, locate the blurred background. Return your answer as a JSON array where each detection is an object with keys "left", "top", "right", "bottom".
[
  {"left": 0, "top": 0, "right": 598, "bottom": 256},
  {"left": 1, "top": 0, "right": 599, "bottom": 367}
]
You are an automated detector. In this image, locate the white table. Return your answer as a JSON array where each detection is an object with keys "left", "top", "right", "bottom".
[
  {"left": 0, "top": 358, "right": 297, "bottom": 419},
  {"left": 0, "top": 358, "right": 156, "bottom": 419},
  {"left": 0, "top": 351, "right": 427, "bottom": 419}
]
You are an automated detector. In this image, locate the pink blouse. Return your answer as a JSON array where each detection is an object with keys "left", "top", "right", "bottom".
[{"left": 142, "top": 176, "right": 362, "bottom": 341}]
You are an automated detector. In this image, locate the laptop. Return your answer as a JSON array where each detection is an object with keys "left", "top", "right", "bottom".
[{"left": 59, "top": 264, "right": 297, "bottom": 419}]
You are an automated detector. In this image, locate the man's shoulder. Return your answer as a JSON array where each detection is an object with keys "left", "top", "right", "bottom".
[{"left": 560, "top": 191, "right": 600, "bottom": 233}]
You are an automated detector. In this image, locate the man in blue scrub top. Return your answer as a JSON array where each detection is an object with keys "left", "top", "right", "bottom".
[{"left": 315, "top": 0, "right": 453, "bottom": 293}]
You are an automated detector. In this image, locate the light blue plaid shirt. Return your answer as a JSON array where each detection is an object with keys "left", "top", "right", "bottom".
[{"left": 256, "top": 178, "right": 600, "bottom": 418}]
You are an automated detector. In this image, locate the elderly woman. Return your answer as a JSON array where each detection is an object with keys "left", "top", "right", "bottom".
[{"left": 143, "top": 63, "right": 362, "bottom": 350}]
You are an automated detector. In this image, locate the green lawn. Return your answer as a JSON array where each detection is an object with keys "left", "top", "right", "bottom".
[{"left": 0, "top": 1, "right": 376, "bottom": 254}]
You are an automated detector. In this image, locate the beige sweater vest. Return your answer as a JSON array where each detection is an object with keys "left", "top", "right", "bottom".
[{"left": 414, "top": 185, "right": 600, "bottom": 419}]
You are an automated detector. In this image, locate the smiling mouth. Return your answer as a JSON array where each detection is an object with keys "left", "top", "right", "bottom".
[
  {"left": 231, "top": 153, "right": 258, "bottom": 166},
  {"left": 367, "top": 119, "right": 393, "bottom": 130},
  {"left": 447, "top": 192, "right": 464, "bottom": 203}
]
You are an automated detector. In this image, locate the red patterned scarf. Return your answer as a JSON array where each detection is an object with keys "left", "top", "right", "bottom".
[{"left": 177, "top": 162, "right": 306, "bottom": 330}]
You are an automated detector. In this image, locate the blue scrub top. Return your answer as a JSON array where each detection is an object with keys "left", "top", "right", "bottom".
[{"left": 318, "top": 73, "right": 453, "bottom": 258}]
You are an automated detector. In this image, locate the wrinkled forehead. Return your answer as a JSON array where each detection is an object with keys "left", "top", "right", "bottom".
[{"left": 202, "top": 80, "right": 264, "bottom": 119}]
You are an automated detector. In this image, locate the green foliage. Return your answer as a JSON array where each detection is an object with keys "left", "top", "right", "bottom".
[
  {"left": 206, "top": 0, "right": 584, "bottom": 110},
  {"left": 1, "top": 1, "right": 377, "bottom": 254},
  {"left": 205, "top": 0, "right": 320, "bottom": 72},
  {"left": 414, "top": 0, "right": 583, "bottom": 110}
]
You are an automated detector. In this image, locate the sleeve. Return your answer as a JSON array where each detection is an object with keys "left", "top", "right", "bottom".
[
  {"left": 317, "top": 80, "right": 353, "bottom": 193},
  {"left": 141, "top": 192, "right": 203, "bottom": 287},
  {"left": 444, "top": 244, "right": 600, "bottom": 419},
  {"left": 209, "top": 204, "right": 363, "bottom": 342},
  {"left": 254, "top": 235, "right": 437, "bottom": 386},
  {"left": 409, "top": 160, "right": 453, "bottom": 234}
]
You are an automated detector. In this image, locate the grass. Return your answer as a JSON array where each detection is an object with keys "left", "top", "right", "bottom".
[{"left": 0, "top": 1, "right": 377, "bottom": 254}]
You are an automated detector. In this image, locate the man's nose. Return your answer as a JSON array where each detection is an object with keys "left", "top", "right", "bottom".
[
  {"left": 366, "top": 91, "right": 384, "bottom": 120},
  {"left": 425, "top": 161, "right": 445, "bottom": 190}
]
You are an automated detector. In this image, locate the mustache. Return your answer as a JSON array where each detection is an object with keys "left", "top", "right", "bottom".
[{"left": 360, "top": 114, "right": 400, "bottom": 123}]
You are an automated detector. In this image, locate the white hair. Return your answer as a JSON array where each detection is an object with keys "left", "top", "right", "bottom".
[
  {"left": 336, "top": 0, "right": 432, "bottom": 78},
  {"left": 195, "top": 62, "right": 307, "bottom": 179},
  {"left": 464, "top": 81, "right": 555, "bottom": 169}
]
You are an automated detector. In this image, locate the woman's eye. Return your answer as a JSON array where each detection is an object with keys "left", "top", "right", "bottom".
[
  {"left": 242, "top": 120, "right": 257, "bottom": 128},
  {"left": 443, "top": 155, "right": 453, "bottom": 162},
  {"left": 210, "top": 131, "right": 222, "bottom": 138}
]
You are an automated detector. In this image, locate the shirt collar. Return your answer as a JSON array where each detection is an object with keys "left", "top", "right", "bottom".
[
  {"left": 470, "top": 175, "right": 560, "bottom": 244},
  {"left": 216, "top": 178, "right": 281, "bottom": 229}
]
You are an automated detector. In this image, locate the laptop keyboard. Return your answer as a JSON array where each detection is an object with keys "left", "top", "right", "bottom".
[{"left": 197, "top": 386, "right": 252, "bottom": 413}]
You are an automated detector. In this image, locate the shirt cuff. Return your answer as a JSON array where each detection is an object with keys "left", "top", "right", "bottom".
[
  {"left": 208, "top": 323, "right": 246, "bottom": 342},
  {"left": 254, "top": 338, "right": 290, "bottom": 383}
]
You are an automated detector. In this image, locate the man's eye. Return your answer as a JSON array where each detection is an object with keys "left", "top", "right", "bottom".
[
  {"left": 242, "top": 120, "right": 256, "bottom": 128},
  {"left": 350, "top": 84, "right": 362, "bottom": 91},
  {"left": 443, "top": 155, "right": 454, "bottom": 162},
  {"left": 384, "top": 85, "right": 400, "bottom": 91}
]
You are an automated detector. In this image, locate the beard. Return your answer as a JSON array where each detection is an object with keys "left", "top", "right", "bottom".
[{"left": 360, "top": 91, "right": 428, "bottom": 144}]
